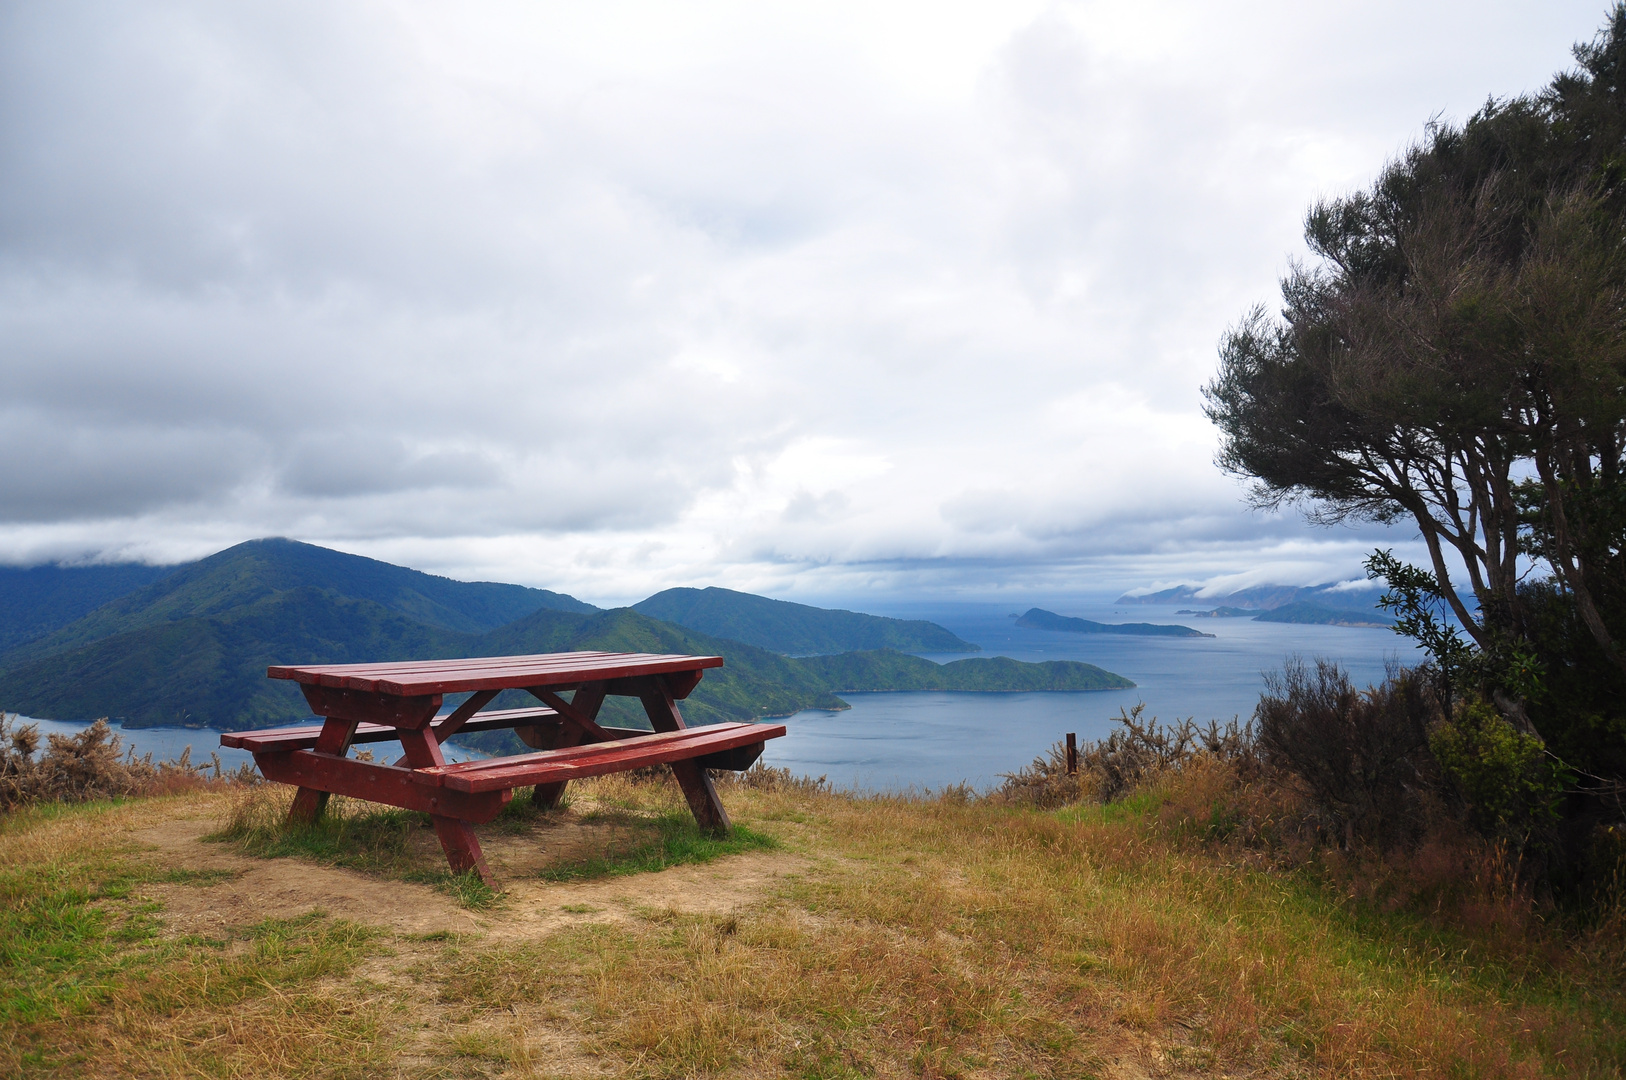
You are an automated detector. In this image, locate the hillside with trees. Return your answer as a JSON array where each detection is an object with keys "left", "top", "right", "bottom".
[
  {"left": 631, "top": 586, "right": 977, "bottom": 654},
  {"left": 0, "top": 540, "right": 1131, "bottom": 735}
]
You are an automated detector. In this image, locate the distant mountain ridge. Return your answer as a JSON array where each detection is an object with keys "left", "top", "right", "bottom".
[
  {"left": 2, "top": 537, "right": 595, "bottom": 667},
  {"left": 1116, "top": 582, "right": 1385, "bottom": 611},
  {"left": 0, "top": 539, "right": 1134, "bottom": 737},
  {"left": 1015, "top": 608, "right": 1213, "bottom": 638},
  {"left": 632, "top": 586, "right": 977, "bottom": 655},
  {"left": 1252, "top": 602, "right": 1394, "bottom": 628}
]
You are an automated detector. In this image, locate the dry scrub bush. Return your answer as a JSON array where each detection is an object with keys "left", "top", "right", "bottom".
[
  {"left": 996, "top": 704, "right": 1258, "bottom": 810},
  {"left": 715, "top": 760, "right": 832, "bottom": 794},
  {"left": 1256, "top": 658, "right": 1435, "bottom": 850},
  {"left": 0, "top": 713, "right": 247, "bottom": 811}
]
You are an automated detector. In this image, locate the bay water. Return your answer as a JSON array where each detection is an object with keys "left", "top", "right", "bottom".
[{"left": 756, "top": 600, "right": 1420, "bottom": 793}]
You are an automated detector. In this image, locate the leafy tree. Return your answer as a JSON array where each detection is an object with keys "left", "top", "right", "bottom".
[
  {"left": 1207, "top": 12, "right": 1626, "bottom": 854},
  {"left": 1204, "top": 9, "right": 1626, "bottom": 688}
]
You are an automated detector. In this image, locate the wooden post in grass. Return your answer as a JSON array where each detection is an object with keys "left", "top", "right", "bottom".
[{"left": 1066, "top": 733, "right": 1077, "bottom": 775}]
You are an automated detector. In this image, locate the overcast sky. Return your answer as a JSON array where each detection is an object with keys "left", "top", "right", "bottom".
[{"left": 0, "top": 1, "right": 1606, "bottom": 605}]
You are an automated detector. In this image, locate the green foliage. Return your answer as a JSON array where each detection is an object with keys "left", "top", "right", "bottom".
[
  {"left": 631, "top": 586, "right": 978, "bottom": 654},
  {"left": 796, "top": 649, "right": 1134, "bottom": 692},
  {"left": 1366, "top": 550, "right": 1548, "bottom": 714},
  {"left": 1366, "top": 550, "right": 1480, "bottom": 708},
  {"left": 1206, "top": 6, "right": 1626, "bottom": 690},
  {"left": 1430, "top": 701, "right": 1567, "bottom": 840}
]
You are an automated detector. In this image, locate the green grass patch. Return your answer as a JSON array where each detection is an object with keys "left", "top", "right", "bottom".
[
  {"left": 1055, "top": 788, "right": 1166, "bottom": 827},
  {"left": 0, "top": 800, "right": 377, "bottom": 1053},
  {"left": 540, "top": 811, "right": 778, "bottom": 882},
  {"left": 0, "top": 806, "right": 241, "bottom": 1026},
  {"left": 209, "top": 802, "right": 422, "bottom": 875},
  {"left": 208, "top": 796, "right": 502, "bottom": 908}
]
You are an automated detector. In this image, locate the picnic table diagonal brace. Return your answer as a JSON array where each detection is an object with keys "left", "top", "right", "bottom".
[{"left": 523, "top": 683, "right": 608, "bottom": 808}]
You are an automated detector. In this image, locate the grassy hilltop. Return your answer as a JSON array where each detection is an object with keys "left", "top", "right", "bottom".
[{"left": 0, "top": 772, "right": 1616, "bottom": 1078}]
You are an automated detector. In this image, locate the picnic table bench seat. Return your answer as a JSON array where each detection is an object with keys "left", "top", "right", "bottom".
[
  {"left": 225, "top": 709, "right": 773, "bottom": 773},
  {"left": 221, "top": 706, "right": 562, "bottom": 753},
  {"left": 408, "top": 722, "right": 775, "bottom": 793}
]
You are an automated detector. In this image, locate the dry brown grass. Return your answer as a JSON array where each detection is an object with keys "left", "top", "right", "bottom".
[{"left": 1, "top": 772, "right": 1620, "bottom": 1078}]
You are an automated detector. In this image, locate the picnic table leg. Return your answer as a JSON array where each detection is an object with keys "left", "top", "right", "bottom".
[
  {"left": 529, "top": 683, "right": 607, "bottom": 809},
  {"left": 396, "top": 727, "right": 496, "bottom": 887},
  {"left": 639, "top": 679, "right": 731, "bottom": 836},
  {"left": 287, "top": 716, "right": 360, "bottom": 825}
]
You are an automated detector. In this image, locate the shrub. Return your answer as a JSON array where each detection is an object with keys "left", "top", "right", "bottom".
[
  {"left": 996, "top": 705, "right": 1256, "bottom": 808},
  {"left": 1254, "top": 659, "right": 1434, "bottom": 849},
  {"left": 0, "top": 713, "right": 245, "bottom": 810},
  {"left": 1430, "top": 700, "right": 1566, "bottom": 842}
]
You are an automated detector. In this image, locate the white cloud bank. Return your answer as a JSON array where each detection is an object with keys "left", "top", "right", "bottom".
[{"left": 0, "top": 1, "right": 1600, "bottom": 603}]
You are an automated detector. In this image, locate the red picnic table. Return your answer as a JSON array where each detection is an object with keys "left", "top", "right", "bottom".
[{"left": 220, "top": 651, "right": 786, "bottom": 885}]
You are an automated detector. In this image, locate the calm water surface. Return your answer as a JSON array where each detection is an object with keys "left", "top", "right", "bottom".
[{"left": 757, "top": 601, "right": 1420, "bottom": 793}]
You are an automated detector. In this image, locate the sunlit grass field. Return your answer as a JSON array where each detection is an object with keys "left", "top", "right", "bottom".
[{"left": 1, "top": 774, "right": 1620, "bottom": 1078}]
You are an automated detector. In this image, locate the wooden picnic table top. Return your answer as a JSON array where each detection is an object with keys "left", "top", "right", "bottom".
[{"left": 266, "top": 650, "right": 725, "bottom": 697}]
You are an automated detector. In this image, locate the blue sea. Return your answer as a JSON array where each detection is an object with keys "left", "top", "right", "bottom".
[
  {"left": 756, "top": 600, "right": 1420, "bottom": 793},
  {"left": 8, "top": 599, "right": 1418, "bottom": 794}
]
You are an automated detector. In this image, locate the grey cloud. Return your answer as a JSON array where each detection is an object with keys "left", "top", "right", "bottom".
[
  {"left": 0, "top": 1, "right": 1604, "bottom": 596},
  {"left": 0, "top": 408, "right": 262, "bottom": 521}
]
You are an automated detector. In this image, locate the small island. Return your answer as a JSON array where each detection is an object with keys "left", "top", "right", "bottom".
[
  {"left": 1015, "top": 608, "right": 1213, "bottom": 638},
  {"left": 1251, "top": 602, "right": 1393, "bottom": 628}
]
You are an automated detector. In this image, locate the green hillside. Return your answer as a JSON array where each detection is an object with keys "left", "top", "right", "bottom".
[
  {"left": 3, "top": 537, "right": 594, "bottom": 666},
  {"left": 0, "top": 541, "right": 1135, "bottom": 741},
  {"left": 797, "top": 649, "right": 1134, "bottom": 691},
  {"left": 1015, "top": 607, "right": 1212, "bottom": 638},
  {"left": 0, "top": 563, "right": 176, "bottom": 652},
  {"left": 0, "top": 587, "right": 478, "bottom": 728},
  {"left": 631, "top": 586, "right": 977, "bottom": 654}
]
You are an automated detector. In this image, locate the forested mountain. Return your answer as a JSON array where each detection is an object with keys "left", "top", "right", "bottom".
[
  {"left": 2, "top": 537, "right": 594, "bottom": 667},
  {"left": 631, "top": 586, "right": 977, "bottom": 654},
  {"left": 1015, "top": 608, "right": 1212, "bottom": 638},
  {"left": 0, "top": 563, "right": 177, "bottom": 652},
  {"left": 796, "top": 650, "right": 1131, "bottom": 692},
  {"left": 0, "top": 541, "right": 1132, "bottom": 734}
]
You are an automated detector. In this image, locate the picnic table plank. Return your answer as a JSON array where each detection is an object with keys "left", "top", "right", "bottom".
[{"left": 268, "top": 651, "right": 723, "bottom": 696}]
